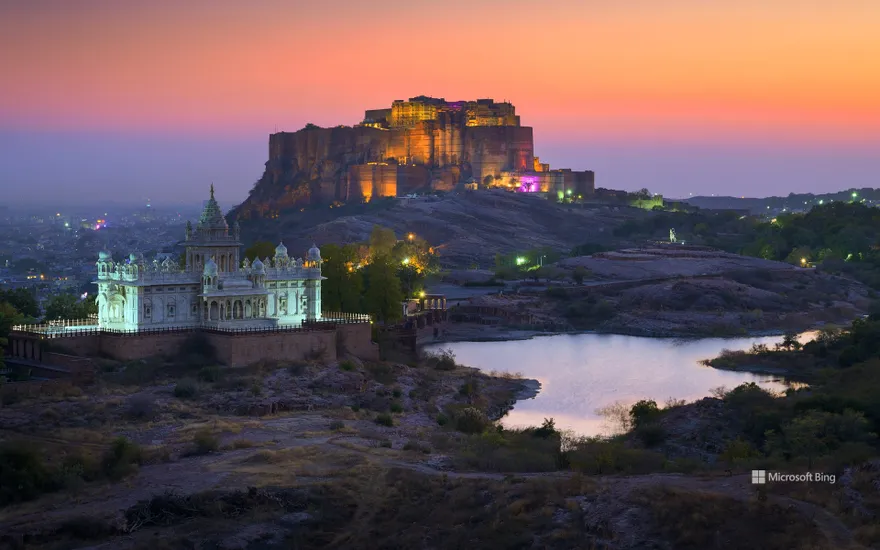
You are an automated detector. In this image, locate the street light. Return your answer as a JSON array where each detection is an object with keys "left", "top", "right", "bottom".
[{"left": 407, "top": 233, "right": 415, "bottom": 241}]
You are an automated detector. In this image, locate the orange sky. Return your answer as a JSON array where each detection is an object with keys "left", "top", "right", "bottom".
[{"left": 2, "top": 0, "right": 879, "bottom": 143}]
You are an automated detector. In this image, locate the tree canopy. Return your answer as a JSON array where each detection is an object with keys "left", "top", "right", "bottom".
[{"left": 43, "top": 294, "right": 97, "bottom": 321}]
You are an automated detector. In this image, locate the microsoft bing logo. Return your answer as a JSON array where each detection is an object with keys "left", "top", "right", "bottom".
[{"left": 751, "top": 470, "right": 766, "bottom": 484}]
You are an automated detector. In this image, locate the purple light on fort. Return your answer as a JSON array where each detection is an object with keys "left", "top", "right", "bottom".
[{"left": 518, "top": 176, "right": 539, "bottom": 193}]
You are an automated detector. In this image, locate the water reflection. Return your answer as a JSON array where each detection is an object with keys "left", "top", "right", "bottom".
[{"left": 426, "top": 333, "right": 799, "bottom": 437}]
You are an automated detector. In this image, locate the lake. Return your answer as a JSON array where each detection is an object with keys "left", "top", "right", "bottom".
[{"left": 425, "top": 333, "right": 805, "bottom": 436}]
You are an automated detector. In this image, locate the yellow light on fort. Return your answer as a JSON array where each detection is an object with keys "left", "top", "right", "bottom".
[{"left": 407, "top": 233, "right": 415, "bottom": 241}]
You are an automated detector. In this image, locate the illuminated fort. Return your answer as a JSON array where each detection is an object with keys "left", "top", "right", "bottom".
[{"left": 242, "top": 96, "right": 594, "bottom": 216}]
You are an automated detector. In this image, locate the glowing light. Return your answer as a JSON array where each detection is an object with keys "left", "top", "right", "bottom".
[
  {"left": 566, "top": 189, "right": 573, "bottom": 196},
  {"left": 419, "top": 291, "right": 426, "bottom": 298},
  {"left": 819, "top": 199, "right": 824, "bottom": 205},
  {"left": 800, "top": 258, "right": 807, "bottom": 265},
  {"left": 402, "top": 257, "right": 410, "bottom": 265},
  {"left": 852, "top": 192, "right": 858, "bottom": 199},
  {"left": 407, "top": 233, "right": 415, "bottom": 241},
  {"left": 515, "top": 257, "right": 527, "bottom": 266},
  {"left": 518, "top": 176, "right": 540, "bottom": 193}
]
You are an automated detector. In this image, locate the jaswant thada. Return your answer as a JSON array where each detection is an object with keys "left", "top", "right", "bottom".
[
  {"left": 6, "top": 186, "right": 375, "bottom": 369},
  {"left": 96, "top": 185, "right": 323, "bottom": 331}
]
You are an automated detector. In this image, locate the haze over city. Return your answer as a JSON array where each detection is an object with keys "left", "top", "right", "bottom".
[{"left": 1, "top": 0, "right": 879, "bottom": 206}]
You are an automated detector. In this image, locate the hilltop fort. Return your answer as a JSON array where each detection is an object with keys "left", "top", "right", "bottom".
[{"left": 235, "top": 96, "right": 595, "bottom": 219}]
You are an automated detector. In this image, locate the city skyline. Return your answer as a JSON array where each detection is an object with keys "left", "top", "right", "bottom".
[{"left": 1, "top": 0, "right": 878, "bottom": 206}]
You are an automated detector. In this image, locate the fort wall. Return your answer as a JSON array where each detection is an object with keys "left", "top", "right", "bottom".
[{"left": 6, "top": 324, "right": 377, "bottom": 370}]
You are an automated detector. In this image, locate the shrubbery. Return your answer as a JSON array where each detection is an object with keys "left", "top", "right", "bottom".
[{"left": 173, "top": 379, "right": 198, "bottom": 399}]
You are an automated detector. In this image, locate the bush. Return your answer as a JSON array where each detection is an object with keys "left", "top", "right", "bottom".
[
  {"left": 329, "top": 420, "right": 345, "bottom": 431},
  {"left": 101, "top": 437, "right": 143, "bottom": 480},
  {"left": 545, "top": 287, "right": 569, "bottom": 299},
  {"left": 339, "top": 360, "right": 356, "bottom": 371},
  {"left": 197, "top": 365, "right": 222, "bottom": 382},
  {"left": 566, "top": 439, "right": 666, "bottom": 474},
  {"left": 630, "top": 400, "right": 662, "bottom": 428},
  {"left": 126, "top": 394, "right": 157, "bottom": 421},
  {"left": 392, "top": 387, "right": 403, "bottom": 398},
  {"left": 351, "top": 404, "right": 361, "bottom": 412},
  {"left": 192, "top": 431, "right": 219, "bottom": 455},
  {"left": 459, "top": 379, "right": 480, "bottom": 397},
  {"left": 427, "top": 349, "right": 457, "bottom": 371},
  {"left": 436, "top": 413, "right": 449, "bottom": 426},
  {"left": 403, "top": 439, "right": 431, "bottom": 454},
  {"left": 390, "top": 402, "right": 403, "bottom": 414},
  {"left": 455, "top": 407, "right": 489, "bottom": 434},
  {"left": 634, "top": 424, "right": 668, "bottom": 447},
  {"left": 455, "top": 429, "right": 561, "bottom": 472},
  {"left": 173, "top": 379, "right": 198, "bottom": 399},
  {"left": 375, "top": 413, "right": 394, "bottom": 427},
  {"left": 0, "top": 445, "right": 60, "bottom": 506},
  {"left": 366, "top": 362, "right": 397, "bottom": 384}
]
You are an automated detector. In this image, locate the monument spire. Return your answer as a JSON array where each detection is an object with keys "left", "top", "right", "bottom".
[{"left": 210, "top": 183, "right": 215, "bottom": 200}]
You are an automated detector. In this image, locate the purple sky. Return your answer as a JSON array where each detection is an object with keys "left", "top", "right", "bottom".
[{"left": 1, "top": 0, "right": 878, "bottom": 208}]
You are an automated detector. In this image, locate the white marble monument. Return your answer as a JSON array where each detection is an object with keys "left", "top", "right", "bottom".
[{"left": 95, "top": 186, "right": 323, "bottom": 331}]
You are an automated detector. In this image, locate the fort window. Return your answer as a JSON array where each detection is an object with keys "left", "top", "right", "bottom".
[
  {"left": 144, "top": 306, "right": 152, "bottom": 319},
  {"left": 167, "top": 304, "right": 175, "bottom": 317}
]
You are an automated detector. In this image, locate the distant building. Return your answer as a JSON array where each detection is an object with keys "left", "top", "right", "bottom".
[{"left": 240, "top": 96, "right": 596, "bottom": 218}]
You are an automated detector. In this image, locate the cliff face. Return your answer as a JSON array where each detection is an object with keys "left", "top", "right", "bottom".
[{"left": 231, "top": 122, "right": 536, "bottom": 220}]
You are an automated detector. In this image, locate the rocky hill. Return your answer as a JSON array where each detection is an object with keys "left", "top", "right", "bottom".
[{"left": 232, "top": 190, "right": 653, "bottom": 269}]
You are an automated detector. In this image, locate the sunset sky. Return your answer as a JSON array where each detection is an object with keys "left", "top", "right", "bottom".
[{"left": 1, "top": 0, "right": 878, "bottom": 207}]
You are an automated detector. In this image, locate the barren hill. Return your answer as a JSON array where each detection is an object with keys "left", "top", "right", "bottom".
[{"left": 233, "top": 190, "right": 652, "bottom": 268}]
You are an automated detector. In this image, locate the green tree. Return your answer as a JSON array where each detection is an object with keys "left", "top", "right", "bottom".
[
  {"left": 369, "top": 225, "right": 397, "bottom": 258},
  {"left": 0, "top": 289, "right": 39, "bottom": 319},
  {"left": 243, "top": 241, "right": 276, "bottom": 262},
  {"left": 321, "top": 244, "right": 364, "bottom": 313},
  {"left": 629, "top": 399, "right": 661, "bottom": 428},
  {"left": 571, "top": 266, "right": 590, "bottom": 285},
  {"left": 43, "top": 294, "right": 95, "bottom": 321},
  {"left": 0, "top": 302, "right": 21, "bottom": 372},
  {"left": 363, "top": 255, "right": 403, "bottom": 324},
  {"left": 397, "top": 264, "right": 422, "bottom": 299}
]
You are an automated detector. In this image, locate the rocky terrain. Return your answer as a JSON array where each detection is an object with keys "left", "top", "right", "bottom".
[
  {"left": 444, "top": 246, "right": 873, "bottom": 338},
  {"left": 2, "top": 351, "right": 876, "bottom": 549},
  {"left": 233, "top": 190, "right": 651, "bottom": 269}
]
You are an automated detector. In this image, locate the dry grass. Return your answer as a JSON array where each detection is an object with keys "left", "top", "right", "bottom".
[
  {"left": 487, "top": 369, "right": 525, "bottom": 380},
  {"left": 219, "top": 445, "right": 368, "bottom": 486},
  {"left": 633, "top": 486, "right": 833, "bottom": 550}
]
